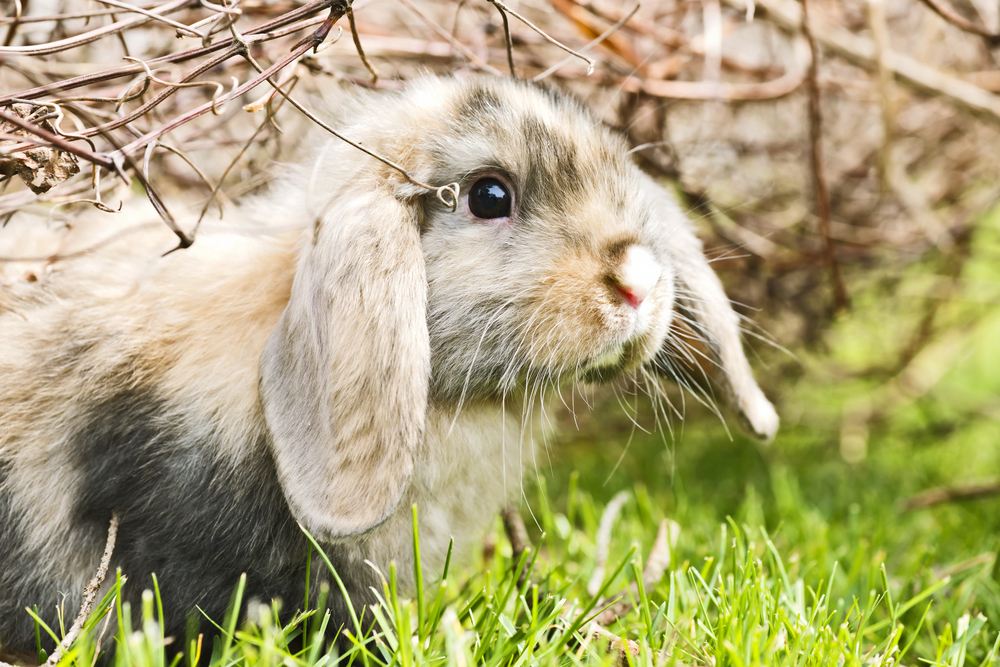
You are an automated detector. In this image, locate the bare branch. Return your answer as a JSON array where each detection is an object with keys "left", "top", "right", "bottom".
[
  {"left": 486, "top": 0, "right": 517, "bottom": 78},
  {"left": 2, "top": 0, "right": 24, "bottom": 48},
  {"left": 532, "top": 4, "right": 640, "bottom": 82},
  {"left": 0, "top": 4, "right": 173, "bottom": 25},
  {"left": 0, "top": 108, "right": 118, "bottom": 174},
  {"left": 501, "top": 504, "right": 531, "bottom": 564},
  {"left": 239, "top": 44, "right": 461, "bottom": 209},
  {"left": 90, "top": 0, "right": 203, "bottom": 38},
  {"left": 0, "top": 1, "right": 334, "bottom": 104},
  {"left": 0, "top": 0, "right": 195, "bottom": 56},
  {"left": 43, "top": 513, "right": 121, "bottom": 667},
  {"left": 727, "top": 0, "right": 1000, "bottom": 122},
  {"left": 487, "top": 0, "right": 595, "bottom": 75},
  {"left": 394, "top": 0, "right": 502, "bottom": 75},
  {"left": 112, "top": 13, "right": 339, "bottom": 160},
  {"left": 916, "top": 0, "right": 1000, "bottom": 44},
  {"left": 801, "top": 0, "right": 850, "bottom": 312},
  {"left": 346, "top": 6, "right": 379, "bottom": 84},
  {"left": 866, "top": 0, "right": 894, "bottom": 194},
  {"left": 501, "top": 505, "right": 531, "bottom": 588},
  {"left": 613, "top": 58, "right": 807, "bottom": 100},
  {"left": 901, "top": 481, "right": 1000, "bottom": 511}
]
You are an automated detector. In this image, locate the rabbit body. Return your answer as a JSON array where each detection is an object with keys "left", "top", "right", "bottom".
[
  {"left": 0, "top": 76, "right": 776, "bottom": 655},
  {"left": 0, "top": 220, "right": 532, "bottom": 652}
]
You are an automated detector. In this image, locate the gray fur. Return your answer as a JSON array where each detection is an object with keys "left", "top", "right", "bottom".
[{"left": 0, "top": 75, "right": 776, "bottom": 658}]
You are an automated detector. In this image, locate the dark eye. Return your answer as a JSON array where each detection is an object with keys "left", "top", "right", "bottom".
[{"left": 468, "top": 178, "right": 512, "bottom": 219}]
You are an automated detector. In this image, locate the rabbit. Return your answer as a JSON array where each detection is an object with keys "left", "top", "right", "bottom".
[{"left": 0, "top": 74, "right": 778, "bottom": 658}]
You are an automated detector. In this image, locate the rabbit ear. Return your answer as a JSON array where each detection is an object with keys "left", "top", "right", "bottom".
[
  {"left": 654, "top": 218, "right": 779, "bottom": 443},
  {"left": 258, "top": 186, "right": 429, "bottom": 541}
]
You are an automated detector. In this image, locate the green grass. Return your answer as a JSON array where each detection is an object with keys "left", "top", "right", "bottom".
[{"left": 10, "top": 213, "right": 1000, "bottom": 667}]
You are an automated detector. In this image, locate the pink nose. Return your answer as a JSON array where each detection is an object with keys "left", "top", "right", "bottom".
[
  {"left": 610, "top": 246, "right": 662, "bottom": 311},
  {"left": 613, "top": 283, "right": 646, "bottom": 309}
]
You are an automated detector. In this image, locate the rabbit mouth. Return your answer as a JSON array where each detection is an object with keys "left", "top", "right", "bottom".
[
  {"left": 577, "top": 330, "right": 659, "bottom": 383},
  {"left": 578, "top": 351, "right": 632, "bottom": 384},
  {"left": 583, "top": 343, "right": 626, "bottom": 373}
]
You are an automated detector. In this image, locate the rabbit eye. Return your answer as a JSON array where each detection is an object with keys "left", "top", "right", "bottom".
[{"left": 468, "top": 178, "right": 512, "bottom": 219}]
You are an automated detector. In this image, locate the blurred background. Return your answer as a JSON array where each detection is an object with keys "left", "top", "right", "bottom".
[{"left": 4, "top": 0, "right": 1000, "bottom": 658}]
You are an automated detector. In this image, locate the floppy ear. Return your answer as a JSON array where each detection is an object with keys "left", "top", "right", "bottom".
[
  {"left": 652, "top": 209, "right": 779, "bottom": 443},
  {"left": 258, "top": 185, "right": 429, "bottom": 541}
]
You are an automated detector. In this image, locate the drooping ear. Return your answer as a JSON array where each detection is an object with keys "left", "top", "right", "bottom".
[
  {"left": 259, "top": 185, "right": 430, "bottom": 541},
  {"left": 651, "top": 201, "right": 779, "bottom": 442}
]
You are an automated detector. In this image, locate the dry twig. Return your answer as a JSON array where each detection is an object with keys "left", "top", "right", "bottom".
[
  {"left": 501, "top": 504, "right": 531, "bottom": 562},
  {"left": 613, "top": 48, "right": 807, "bottom": 101},
  {"left": 241, "top": 47, "right": 460, "bottom": 209},
  {"left": 801, "top": 0, "right": 850, "bottom": 312},
  {"left": 532, "top": 3, "right": 640, "bottom": 82},
  {"left": 501, "top": 505, "right": 531, "bottom": 588},
  {"left": 43, "top": 513, "right": 121, "bottom": 667},
  {"left": 916, "top": 0, "right": 1000, "bottom": 44},
  {"left": 393, "top": 0, "right": 501, "bottom": 75},
  {"left": 588, "top": 491, "right": 630, "bottom": 597},
  {"left": 487, "top": 0, "right": 595, "bottom": 75},
  {"left": 866, "top": 0, "right": 894, "bottom": 194},
  {"left": 0, "top": 0, "right": 193, "bottom": 57},
  {"left": 728, "top": 0, "right": 1000, "bottom": 122},
  {"left": 585, "top": 623, "right": 704, "bottom": 666},
  {"left": 486, "top": 0, "right": 517, "bottom": 78},
  {"left": 345, "top": 5, "right": 379, "bottom": 83},
  {"left": 901, "top": 481, "right": 1000, "bottom": 511},
  {"left": 0, "top": 108, "right": 120, "bottom": 177},
  {"left": 0, "top": 4, "right": 332, "bottom": 104},
  {"left": 593, "top": 519, "right": 679, "bottom": 626}
]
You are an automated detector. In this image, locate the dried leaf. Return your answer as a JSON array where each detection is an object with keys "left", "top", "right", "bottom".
[{"left": 0, "top": 103, "right": 80, "bottom": 194}]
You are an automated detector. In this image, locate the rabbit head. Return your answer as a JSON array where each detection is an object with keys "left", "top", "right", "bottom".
[{"left": 259, "top": 75, "right": 778, "bottom": 544}]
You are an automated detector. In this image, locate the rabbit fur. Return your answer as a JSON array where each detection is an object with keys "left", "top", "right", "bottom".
[{"left": 0, "top": 75, "right": 778, "bottom": 655}]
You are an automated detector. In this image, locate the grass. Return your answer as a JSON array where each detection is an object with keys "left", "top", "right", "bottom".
[{"left": 8, "top": 214, "right": 1000, "bottom": 667}]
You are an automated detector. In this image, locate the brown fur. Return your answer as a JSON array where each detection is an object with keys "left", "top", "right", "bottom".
[{"left": 0, "top": 75, "right": 776, "bottom": 655}]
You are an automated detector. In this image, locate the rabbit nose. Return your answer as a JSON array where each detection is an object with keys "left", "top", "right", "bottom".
[{"left": 611, "top": 246, "right": 662, "bottom": 310}]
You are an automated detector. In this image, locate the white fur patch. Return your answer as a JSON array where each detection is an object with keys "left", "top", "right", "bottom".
[{"left": 615, "top": 246, "right": 662, "bottom": 311}]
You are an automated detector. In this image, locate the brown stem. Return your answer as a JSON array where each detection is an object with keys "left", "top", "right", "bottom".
[
  {"left": 722, "top": 0, "right": 1000, "bottom": 123},
  {"left": 901, "top": 481, "right": 1000, "bottom": 512},
  {"left": 489, "top": 0, "right": 594, "bottom": 74},
  {"left": 0, "top": 0, "right": 335, "bottom": 104},
  {"left": 113, "top": 10, "right": 341, "bottom": 159},
  {"left": 487, "top": 0, "right": 517, "bottom": 78},
  {"left": 43, "top": 513, "right": 121, "bottom": 667},
  {"left": 501, "top": 505, "right": 530, "bottom": 564},
  {"left": 2, "top": 0, "right": 24, "bottom": 47},
  {"left": 501, "top": 505, "right": 531, "bottom": 589},
  {"left": 0, "top": 4, "right": 181, "bottom": 25},
  {"left": 394, "top": 0, "right": 501, "bottom": 75},
  {"left": 240, "top": 45, "right": 459, "bottom": 208},
  {"left": 75, "top": 47, "right": 240, "bottom": 140},
  {"left": 0, "top": 108, "right": 118, "bottom": 172},
  {"left": 0, "top": 0, "right": 195, "bottom": 56},
  {"left": 801, "top": 0, "right": 850, "bottom": 312},
  {"left": 917, "top": 0, "right": 1000, "bottom": 44},
  {"left": 346, "top": 6, "right": 378, "bottom": 84}
]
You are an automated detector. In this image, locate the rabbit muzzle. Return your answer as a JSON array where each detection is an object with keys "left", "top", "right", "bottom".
[{"left": 569, "top": 244, "right": 674, "bottom": 380}]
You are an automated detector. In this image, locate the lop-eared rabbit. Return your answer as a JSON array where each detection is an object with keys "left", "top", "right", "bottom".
[{"left": 0, "top": 76, "right": 777, "bottom": 656}]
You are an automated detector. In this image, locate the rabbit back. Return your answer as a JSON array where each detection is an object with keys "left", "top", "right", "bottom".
[{"left": 0, "top": 222, "right": 320, "bottom": 648}]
